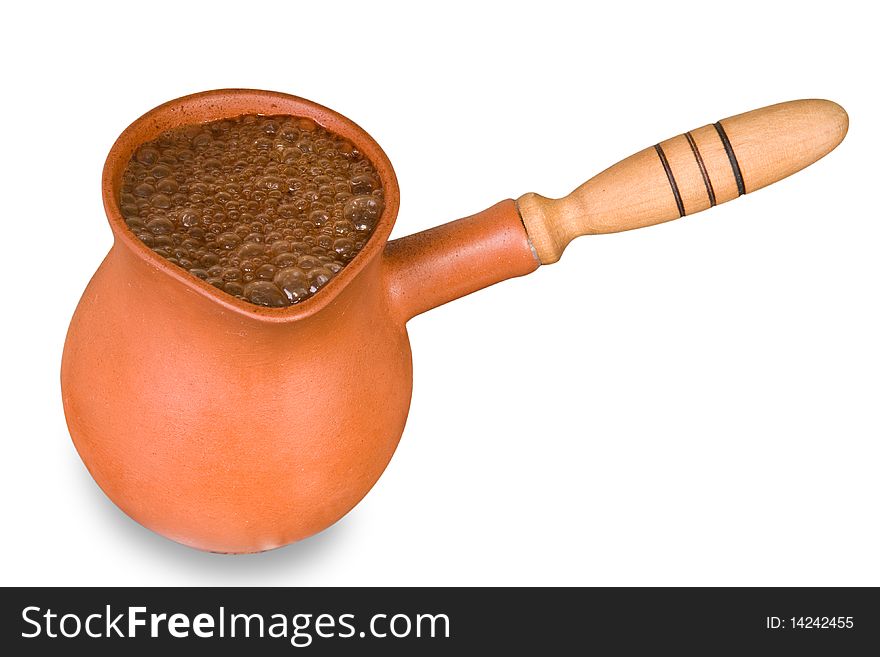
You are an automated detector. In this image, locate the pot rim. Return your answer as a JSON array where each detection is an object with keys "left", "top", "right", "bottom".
[{"left": 102, "top": 88, "right": 400, "bottom": 323}]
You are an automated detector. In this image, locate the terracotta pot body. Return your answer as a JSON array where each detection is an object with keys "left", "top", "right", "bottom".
[{"left": 61, "top": 90, "right": 538, "bottom": 552}]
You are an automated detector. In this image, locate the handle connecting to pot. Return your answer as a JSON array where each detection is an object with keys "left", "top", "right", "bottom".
[{"left": 516, "top": 99, "right": 849, "bottom": 264}]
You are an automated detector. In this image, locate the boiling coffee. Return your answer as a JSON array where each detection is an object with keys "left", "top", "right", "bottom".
[{"left": 119, "top": 114, "right": 385, "bottom": 307}]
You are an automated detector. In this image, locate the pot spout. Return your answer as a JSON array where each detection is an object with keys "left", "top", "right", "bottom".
[{"left": 383, "top": 200, "right": 540, "bottom": 322}]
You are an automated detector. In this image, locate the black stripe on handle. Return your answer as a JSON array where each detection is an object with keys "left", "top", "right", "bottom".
[
  {"left": 654, "top": 144, "right": 686, "bottom": 218},
  {"left": 713, "top": 121, "right": 746, "bottom": 196},
  {"left": 684, "top": 131, "right": 716, "bottom": 207}
]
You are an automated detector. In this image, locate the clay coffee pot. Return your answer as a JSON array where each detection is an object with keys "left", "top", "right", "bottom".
[{"left": 62, "top": 90, "right": 847, "bottom": 552}]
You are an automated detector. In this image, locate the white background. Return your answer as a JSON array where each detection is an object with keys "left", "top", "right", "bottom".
[{"left": 2, "top": 0, "right": 877, "bottom": 586}]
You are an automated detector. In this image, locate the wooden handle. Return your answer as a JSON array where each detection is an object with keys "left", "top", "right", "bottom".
[{"left": 517, "top": 99, "right": 848, "bottom": 263}]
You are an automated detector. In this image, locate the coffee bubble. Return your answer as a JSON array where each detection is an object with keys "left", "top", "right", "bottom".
[{"left": 121, "top": 114, "right": 384, "bottom": 307}]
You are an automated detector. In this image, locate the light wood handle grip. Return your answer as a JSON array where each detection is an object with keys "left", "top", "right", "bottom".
[{"left": 517, "top": 99, "right": 848, "bottom": 263}]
